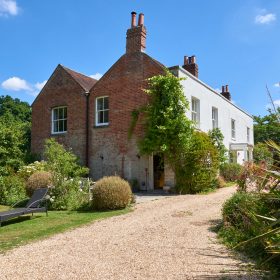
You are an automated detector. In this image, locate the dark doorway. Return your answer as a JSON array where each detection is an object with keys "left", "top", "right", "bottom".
[{"left": 153, "top": 154, "right": 164, "bottom": 189}]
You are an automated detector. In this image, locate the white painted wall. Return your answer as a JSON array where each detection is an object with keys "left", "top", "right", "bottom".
[{"left": 172, "top": 66, "right": 254, "bottom": 163}]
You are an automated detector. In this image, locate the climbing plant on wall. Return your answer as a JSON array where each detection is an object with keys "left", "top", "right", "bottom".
[{"left": 130, "top": 70, "right": 220, "bottom": 193}]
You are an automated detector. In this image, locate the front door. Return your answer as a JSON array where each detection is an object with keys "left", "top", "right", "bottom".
[{"left": 153, "top": 154, "right": 164, "bottom": 189}]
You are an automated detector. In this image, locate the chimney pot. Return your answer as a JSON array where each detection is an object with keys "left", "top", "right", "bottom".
[
  {"left": 131, "top": 11, "right": 137, "bottom": 27},
  {"left": 182, "top": 54, "right": 198, "bottom": 78},
  {"left": 126, "top": 12, "right": 147, "bottom": 53},
  {"left": 138, "top": 13, "right": 144, "bottom": 26},
  {"left": 221, "top": 85, "right": 231, "bottom": 100},
  {"left": 191, "top": 55, "right": 196, "bottom": 64}
]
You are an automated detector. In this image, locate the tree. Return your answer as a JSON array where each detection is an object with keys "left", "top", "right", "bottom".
[
  {"left": 0, "top": 119, "right": 28, "bottom": 175},
  {"left": 0, "top": 95, "right": 32, "bottom": 172},
  {"left": 0, "top": 95, "right": 31, "bottom": 123},
  {"left": 253, "top": 108, "right": 280, "bottom": 144}
]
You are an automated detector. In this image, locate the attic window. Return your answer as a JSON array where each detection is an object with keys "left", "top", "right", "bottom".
[
  {"left": 96, "top": 96, "right": 109, "bottom": 126},
  {"left": 52, "top": 106, "right": 67, "bottom": 134}
]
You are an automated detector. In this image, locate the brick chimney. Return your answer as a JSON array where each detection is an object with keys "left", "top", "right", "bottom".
[
  {"left": 126, "top": 12, "right": 147, "bottom": 54},
  {"left": 182, "top": 55, "right": 199, "bottom": 78},
  {"left": 221, "top": 85, "right": 231, "bottom": 101}
]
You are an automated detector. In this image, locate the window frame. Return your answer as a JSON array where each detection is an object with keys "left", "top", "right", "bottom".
[
  {"left": 212, "top": 107, "right": 218, "bottom": 129},
  {"left": 191, "top": 97, "right": 200, "bottom": 128},
  {"left": 231, "top": 119, "right": 236, "bottom": 140},
  {"left": 51, "top": 106, "right": 67, "bottom": 134},
  {"left": 95, "top": 96, "right": 109, "bottom": 126}
]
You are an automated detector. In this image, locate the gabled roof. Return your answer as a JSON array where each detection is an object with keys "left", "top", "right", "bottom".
[{"left": 60, "top": 64, "right": 97, "bottom": 92}]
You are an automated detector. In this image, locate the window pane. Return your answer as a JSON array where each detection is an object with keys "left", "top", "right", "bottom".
[
  {"left": 58, "top": 120, "right": 63, "bottom": 132},
  {"left": 99, "top": 111, "right": 104, "bottom": 124},
  {"left": 53, "top": 121, "right": 59, "bottom": 133},
  {"left": 97, "top": 99, "right": 103, "bottom": 110},
  {"left": 104, "top": 110, "right": 109, "bottom": 123},
  {"left": 103, "top": 97, "right": 109, "bottom": 110},
  {"left": 53, "top": 109, "right": 58, "bottom": 121},
  {"left": 64, "top": 107, "right": 67, "bottom": 119},
  {"left": 58, "top": 108, "right": 64, "bottom": 119},
  {"left": 64, "top": 119, "right": 67, "bottom": 131}
]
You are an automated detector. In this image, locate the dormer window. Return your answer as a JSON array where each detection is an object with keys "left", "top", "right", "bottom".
[
  {"left": 96, "top": 96, "right": 109, "bottom": 126},
  {"left": 52, "top": 106, "right": 67, "bottom": 134}
]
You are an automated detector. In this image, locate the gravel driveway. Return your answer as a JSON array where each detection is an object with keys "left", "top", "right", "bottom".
[{"left": 0, "top": 187, "right": 263, "bottom": 280}]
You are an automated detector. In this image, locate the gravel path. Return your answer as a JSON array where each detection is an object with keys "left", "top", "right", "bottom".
[{"left": 0, "top": 187, "right": 263, "bottom": 280}]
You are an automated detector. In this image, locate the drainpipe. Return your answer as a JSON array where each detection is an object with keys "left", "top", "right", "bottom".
[{"left": 85, "top": 91, "right": 90, "bottom": 168}]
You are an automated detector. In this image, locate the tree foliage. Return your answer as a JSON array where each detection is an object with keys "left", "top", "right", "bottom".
[
  {"left": 253, "top": 142, "right": 273, "bottom": 166},
  {"left": 138, "top": 70, "right": 193, "bottom": 163},
  {"left": 44, "top": 138, "right": 89, "bottom": 178},
  {"left": 0, "top": 95, "right": 32, "bottom": 175},
  {"left": 132, "top": 71, "right": 220, "bottom": 193},
  {"left": 208, "top": 128, "right": 228, "bottom": 165},
  {"left": 0, "top": 95, "right": 31, "bottom": 123},
  {"left": 175, "top": 131, "right": 220, "bottom": 194},
  {"left": 253, "top": 108, "right": 280, "bottom": 144}
]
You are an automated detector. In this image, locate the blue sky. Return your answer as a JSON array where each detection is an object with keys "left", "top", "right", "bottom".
[{"left": 0, "top": 0, "right": 279, "bottom": 117}]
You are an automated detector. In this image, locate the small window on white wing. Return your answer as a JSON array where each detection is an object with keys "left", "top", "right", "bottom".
[
  {"left": 96, "top": 96, "right": 109, "bottom": 126},
  {"left": 212, "top": 107, "right": 218, "bottom": 129},
  {"left": 231, "top": 119, "right": 236, "bottom": 139},
  {"left": 191, "top": 97, "right": 200, "bottom": 128},
  {"left": 247, "top": 127, "right": 250, "bottom": 142},
  {"left": 52, "top": 106, "right": 67, "bottom": 134}
]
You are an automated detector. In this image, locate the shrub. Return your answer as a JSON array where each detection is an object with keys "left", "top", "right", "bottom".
[
  {"left": 175, "top": 131, "right": 220, "bottom": 194},
  {"left": 41, "top": 139, "right": 90, "bottom": 210},
  {"left": 253, "top": 143, "right": 273, "bottom": 167},
  {"left": 44, "top": 138, "right": 88, "bottom": 178},
  {"left": 219, "top": 192, "right": 275, "bottom": 266},
  {"left": 0, "top": 175, "right": 27, "bottom": 206},
  {"left": 17, "top": 161, "right": 47, "bottom": 181},
  {"left": 49, "top": 178, "right": 90, "bottom": 210},
  {"left": 92, "top": 176, "right": 132, "bottom": 210},
  {"left": 26, "top": 171, "right": 52, "bottom": 196},
  {"left": 220, "top": 163, "right": 242, "bottom": 182}
]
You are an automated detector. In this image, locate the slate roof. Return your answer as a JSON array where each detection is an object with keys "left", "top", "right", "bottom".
[{"left": 60, "top": 65, "right": 97, "bottom": 91}]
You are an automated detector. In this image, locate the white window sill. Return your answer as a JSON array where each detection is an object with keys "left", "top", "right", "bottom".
[{"left": 51, "top": 131, "right": 67, "bottom": 135}]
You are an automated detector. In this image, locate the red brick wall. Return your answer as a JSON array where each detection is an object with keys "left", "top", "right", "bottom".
[
  {"left": 31, "top": 65, "right": 88, "bottom": 164},
  {"left": 88, "top": 52, "right": 165, "bottom": 181}
]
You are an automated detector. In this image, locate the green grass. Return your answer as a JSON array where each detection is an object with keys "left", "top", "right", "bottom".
[{"left": 0, "top": 205, "right": 130, "bottom": 253}]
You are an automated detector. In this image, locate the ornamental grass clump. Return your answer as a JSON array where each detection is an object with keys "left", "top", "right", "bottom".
[
  {"left": 26, "top": 171, "right": 52, "bottom": 196},
  {"left": 92, "top": 176, "right": 132, "bottom": 210}
]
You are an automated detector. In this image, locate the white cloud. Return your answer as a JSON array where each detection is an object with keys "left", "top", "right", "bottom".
[
  {"left": 90, "top": 73, "right": 102, "bottom": 80},
  {"left": 255, "top": 13, "right": 276, "bottom": 24},
  {"left": 274, "top": 82, "right": 280, "bottom": 88},
  {"left": 0, "top": 0, "right": 19, "bottom": 16},
  {"left": 1, "top": 77, "right": 47, "bottom": 97},
  {"left": 35, "top": 80, "right": 47, "bottom": 90},
  {"left": 2, "top": 77, "right": 32, "bottom": 91}
]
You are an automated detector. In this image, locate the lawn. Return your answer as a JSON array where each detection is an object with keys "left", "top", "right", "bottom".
[{"left": 0, "top": 206, "right": 130, "bottom": 253}]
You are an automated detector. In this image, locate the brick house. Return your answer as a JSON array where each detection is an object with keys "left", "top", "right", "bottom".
[{"left": 31, "top": 12, "right": 253, "bottom": 190}]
